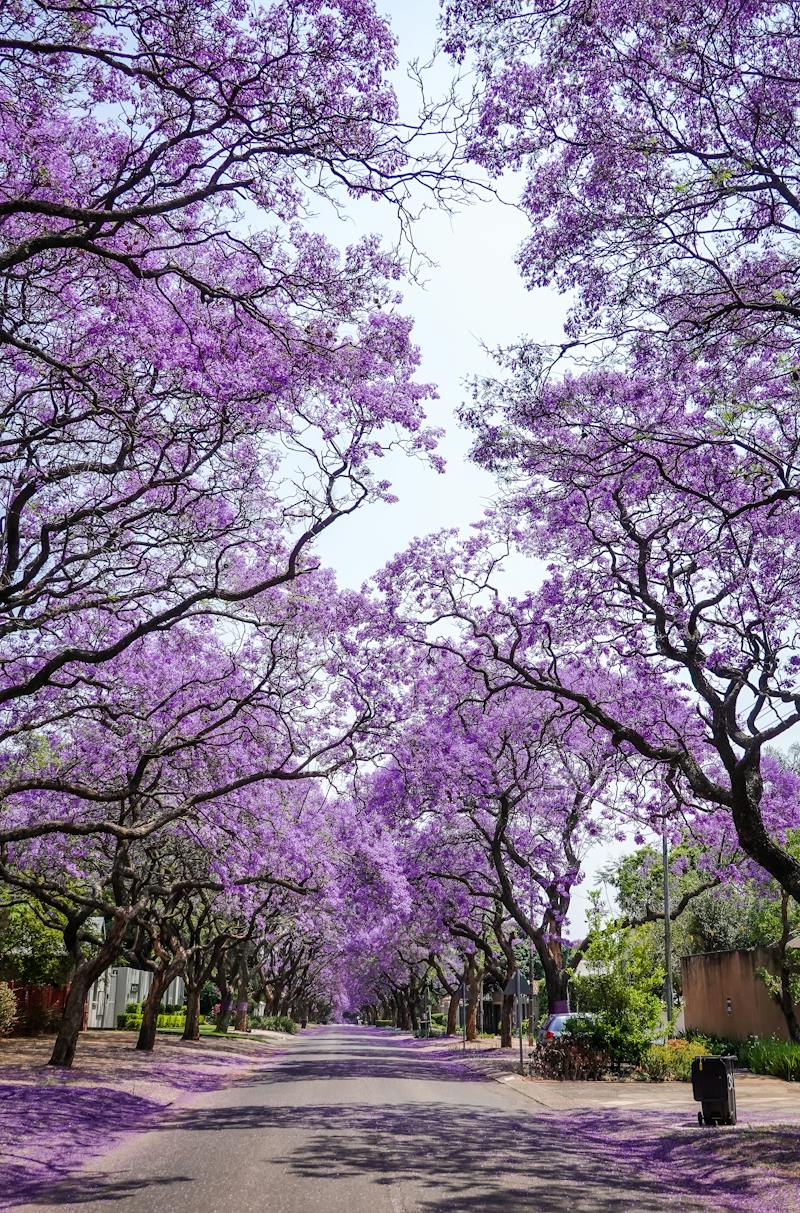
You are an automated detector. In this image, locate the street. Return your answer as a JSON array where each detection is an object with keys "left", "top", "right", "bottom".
[{"left": 14, "top": 1026, "right": 730, "bottom": 1213}]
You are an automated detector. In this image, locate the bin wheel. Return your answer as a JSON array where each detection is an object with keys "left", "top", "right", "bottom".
[{"left": 698, "top": 1112, "right": 704, "bottom": 1126}]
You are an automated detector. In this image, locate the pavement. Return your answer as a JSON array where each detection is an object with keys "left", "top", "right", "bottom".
[{"left": 13, "top": 1026, "right": 800, "bottom": 1213}]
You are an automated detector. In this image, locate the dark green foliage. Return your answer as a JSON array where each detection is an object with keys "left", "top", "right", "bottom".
[
  {"left": 567, "top": 1012, "right": 656, "bottom": 1068},
  {"left": 569, "top": 905, "right": 664, "bottom": 1068},
  {"left": 683, "top": 1030, "right": 742, "bottom": 1058},
  {"left": 0, "top": 899, "right": 70, "bottom": 985},
  {"left": 249, "top": 1014, "right": 296, "bottom": 1033},
  {"left": 739, "top": 1039, "right": 800, "bottom": 1081},
  {"left": 0, "top": 983, "right": 17, "bottom": 1035}
]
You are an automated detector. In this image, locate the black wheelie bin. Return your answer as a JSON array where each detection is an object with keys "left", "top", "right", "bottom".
[{"left": 691, "top": 1054, "right": 737, "bottom": 1126}]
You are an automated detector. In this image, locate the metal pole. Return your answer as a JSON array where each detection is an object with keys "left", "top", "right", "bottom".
[
  {"left": 528, "top": 885, "right": 535, "bottom": 1046},
  {"left": 461, "top": 980, "right": 467, "bottom": 1052},
  {"left": 478, "top": 978, "right": 483, "bottom": 1035},
  {"left": 662, "top": 825, "right": 674, "bottom": 1024},
  {"left": 516, "top": 969, "right": 524, "bottom": 1075}
]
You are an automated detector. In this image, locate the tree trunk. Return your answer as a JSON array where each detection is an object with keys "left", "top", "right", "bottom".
[
  {"left": 136, "top": 969, "right": 169, "bottom": 1052},
  {"left": 395, "top": 990, "right": 412, "bottom": 1030},
  {"left": 446, "top": 990, "right": 460, "bottom": 1036},
  {"left": 182, "top": 984, "right": 202, "bottom": 1042},
  {"left": 231, "top": 946, "right": 249, "bottom": 1032},
  {"left": 465, "top": 960, "right": 480, "bottom": 1042},
  {"left": 779, "top": 966, "right": 800, "bottom": 1043},
  {"left": 136, "top": 955, "right": 184, "bottom": 1052},
  {"left": 539, "top": 941, "right": 570, "bottom": 1014},
  {"left": 500, "top": 993, "right": 514, "bottom": 1049},
  {"left": 49, "top": 916, "right": 128, "bottom": 1068},
  {"left": 48, "top": 968, "right": 93, "bottom": 1068},
  {"left": 776, "top": 893, "right": 800, "bottom": 1043}
]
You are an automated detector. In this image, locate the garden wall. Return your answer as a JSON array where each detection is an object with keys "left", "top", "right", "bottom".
[{"left": 682, "top": 948, "right": 795, "bottom": 1041}]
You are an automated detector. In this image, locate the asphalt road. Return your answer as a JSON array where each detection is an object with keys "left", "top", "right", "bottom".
[{"left": 20, "top": 1026, "right": 701, "bottom": 1213}]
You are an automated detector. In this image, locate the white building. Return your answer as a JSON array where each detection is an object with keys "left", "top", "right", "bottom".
[{"left": 86, "top": 967, "right": 185, "bottom": 1029}]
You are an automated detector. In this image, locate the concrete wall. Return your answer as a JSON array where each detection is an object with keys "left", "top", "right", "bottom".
[{"left": 682, "top": 948, "right": 794, "bottom": 1041}]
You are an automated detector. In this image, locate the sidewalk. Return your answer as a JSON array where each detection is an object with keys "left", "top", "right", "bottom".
[{"left": 420, "top": 1033, "right": 800, "bottom": 1121}]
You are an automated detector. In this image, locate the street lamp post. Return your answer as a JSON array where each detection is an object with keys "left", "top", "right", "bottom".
[
  {"left": 461, "top": 979, "right": 467, "bottom": 1052},
  {"left": 528, "top": 885, "right": 535, "bottom": 1046},
  {"left": 662, "top": 825, "right": 674, "bottom": 1023}
]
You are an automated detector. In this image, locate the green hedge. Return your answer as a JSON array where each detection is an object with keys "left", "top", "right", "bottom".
[
  {"left": 249, "top": 1014, "right": 296, "bottom": 1034},
  {"left": 683, "top": 1030, "right": 742, "bottom": 1058},
  {"left": 739, "top": 1039, "right": 800, "bottom": 1081},
  {"left": 122, "top": 1009, "right": 186, "bottom": 1030},
  {"left": 648, "top": 1034, "right": 800, "bottom": 1081},
  {"left": 641, "top": 1040, "right": 708, "bottom": 1082}
]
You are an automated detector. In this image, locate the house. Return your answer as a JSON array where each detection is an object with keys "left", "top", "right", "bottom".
[{"left": 86, "top": 967, "right": 185, "bottom": 1029}]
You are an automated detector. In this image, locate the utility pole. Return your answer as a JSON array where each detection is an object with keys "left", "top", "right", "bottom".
[
  {"left": 516, "top": 968, "right": 524, "bottom": 1075},
  {"left": 662, "top": 825, "right": 674, "bottom": 1024},
  {"left": 461, "top": 978, "right": 467, "bottom": 1052},
  {"left": 528, "top": 884, "right": 535, "bottom": 1046}
]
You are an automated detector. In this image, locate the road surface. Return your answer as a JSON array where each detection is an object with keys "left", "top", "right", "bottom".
[{"left": 18, "top": 1026, "right": 707, "bottom": 1212}]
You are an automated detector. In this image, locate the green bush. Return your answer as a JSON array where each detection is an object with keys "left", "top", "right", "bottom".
[
  {"left": 250, "top": 1013, "right": 295, "bottom": 1033},
  {"left": 531, "top": 1036, "right": 610, "bottom": 1080},
  {"left": 0, "top": 983, "right": 17, "bottom": 1036},
  {"left": 263, "top": 1014, "right": 296, "bottom": 1034},
  {"left": 157, "top": 1012, "right": 185, "bottom": 1029},
  {"left": 121, "top": 1007, "right": 186, "bottom": 1031},
  {"left": 24, "top": 1003, "right": 63, "bottom": 1035},
  {"left": 642, "top": 1039, "right": 708, "bottom": 1082},
  {"left": 683, "top": 1030, "right": 742, "bottom": 1059},
  {"left": 740, "top": 1039, "right": 800, "bottom": 1081},
  {"left": 567, "top": 1009, "right": 657, "bottom": 1069}
]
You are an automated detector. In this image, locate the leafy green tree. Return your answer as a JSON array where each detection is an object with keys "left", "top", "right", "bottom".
[
  {"left": 0, "top": 983, "right": 16, "bottom": 1035},
  {"left": 0, "top": 896, "right": 70, "bottom": 985},
  {"left": 568, "top": 898, "right": 664, "bottom": 1067}
]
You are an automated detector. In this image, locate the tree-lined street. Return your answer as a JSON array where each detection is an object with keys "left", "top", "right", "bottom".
[
  {"left": 14, "top": 1028, "right": 800, "bottom": 1213},
  {"left": 3, "top": 1, "right": 800, "bottom": 1206}
]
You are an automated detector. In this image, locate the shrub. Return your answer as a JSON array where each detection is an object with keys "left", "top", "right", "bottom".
[
  {"left": 157, "top": 1012, "right": 185, "bottom": 1029},
  {"left": 122, "top": 1009, "right": 186, "bottom": 1031},
  {"left": 532, "top": 1036, "right": 610, "bottom": 1080},
  {"left": 739, "top": 1039, "right": 800, "bottom": 1082},
  {"left": 261, "top": 1014, "right": 296, "bottom": 1034},
  {"left": 0, "top": 983, "right": 17, "bottom": 1036},
  {"left": 567, "top": 1010, "right": 655, "bottom": 1069},
  {"left": 642, "top": 1039, "right": 708, "bottom": 1082},
  {"left": 25, "top": 1003, "right": 63, "bottom": 1035},
  {"left": 683, "top": 1030, "right": 742, "bottom": 1059}
]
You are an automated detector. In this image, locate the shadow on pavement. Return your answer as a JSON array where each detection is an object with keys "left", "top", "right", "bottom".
[{"left": 10, "top": 1028, "right": 799, "bottom": 1212}]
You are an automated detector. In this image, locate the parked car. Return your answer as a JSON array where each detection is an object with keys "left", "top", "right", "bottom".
[{"left": 536, "top": 1012, "right": 596, "bottom": 1045}]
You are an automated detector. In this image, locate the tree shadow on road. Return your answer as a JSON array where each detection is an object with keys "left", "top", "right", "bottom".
[{"left": 168, "top": 1099, "right": 798, "bottom": 1212}]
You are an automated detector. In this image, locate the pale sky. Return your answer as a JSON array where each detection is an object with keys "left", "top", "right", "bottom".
[{"left": 314, "top": 0, "right": 627, "bottom": 936}]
